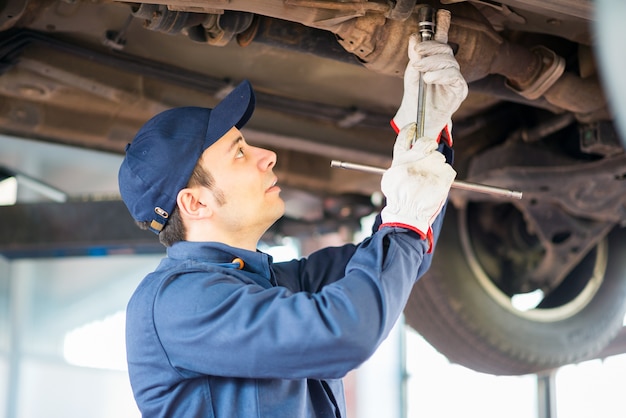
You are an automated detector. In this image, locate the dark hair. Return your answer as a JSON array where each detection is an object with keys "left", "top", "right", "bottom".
[{"left": 136, "top": 159, "right": 225, "bottom": 246}]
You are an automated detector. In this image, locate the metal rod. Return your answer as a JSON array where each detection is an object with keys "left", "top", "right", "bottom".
[
  {"left": 413, "top": 6, "right": 436, "bottom": 145},
  {"left": 330, "top": 160, "right": 523, "bottom": 200}
]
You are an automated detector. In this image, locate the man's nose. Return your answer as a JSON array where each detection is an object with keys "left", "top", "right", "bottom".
[{"left": 257, "top": 147, "right": 277, "bottom": 170}]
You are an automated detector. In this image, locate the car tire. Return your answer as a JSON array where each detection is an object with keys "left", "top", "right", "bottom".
[{"left": 404, "top": 203, "right": 626, "bottom": 375}]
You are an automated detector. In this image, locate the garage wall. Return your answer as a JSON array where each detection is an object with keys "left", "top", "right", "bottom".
[{"left": 0, "top": 254, "right": 161, "bottom": 418}]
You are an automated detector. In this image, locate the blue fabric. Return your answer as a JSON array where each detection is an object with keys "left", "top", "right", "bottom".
[{"left": 126, "top": 210, "right": 445, "bottom": 417}]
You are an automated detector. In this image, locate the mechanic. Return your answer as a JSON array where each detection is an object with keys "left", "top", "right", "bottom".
[{"left": 118, "top": 30, "right": 467, "bottom": 418}]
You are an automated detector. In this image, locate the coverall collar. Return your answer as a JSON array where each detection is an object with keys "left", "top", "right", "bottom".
[{"left": 166, "top": 240, "right": 275, "bottom": 280}]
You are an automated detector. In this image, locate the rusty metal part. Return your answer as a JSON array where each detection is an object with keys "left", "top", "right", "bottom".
[
  {"left": 464, "top": 145, "right": 626, "bottom": 223},
  {"left": 114, "top": 1, "right": 608, "bottom": 118},
  {"left": 463, "top": 199, "right": 614, "bottom": 299},
  {"left": 130, "top": 3, "right": 207, "bottom": 35},
  {"left": 195, "top": 12, "right": 255, "bottom": 46},
  {"left": 0, "top": 0, "right": 612, "bottom": 130},
  {"left": 130, "top": 5, "right": 255, "bottom": 46},
  {"left": 504, "top": 113, "right": 575, "bottom": 143},
  {"left": 456, "top": 141, "right": 626, "bottom": 293},
  {"left": 0, "top": 0, "right": 51, "bottom": 31},
  {"left": 284, "top": 0, "right": 389, "bottom": 14},
  {"left": 318, "top": 2, "right": 608, "bottom": 118},
  {"left": 446, "top": 13, "right": 558, "bottom": 87},
  {"left": 505, "top": 46, "right": 565, "bottom": 100},
  {"left": 386, "top": 0, "right": 417, "bottom": 21},
  {"left": 443, "top": 6, "right": 607, "bottom": 117},
  {"left": 239, "top": 15, "right": 359, "bottom": 64},
  {"left": 579, "top": 122, "right": 624, "bottom": 157},
  {"left": 543, "top": 72, "right": 607, "bottom": 115},
  {"left": 335, "top": 12, "right": 390, "bottom": 66},
  {"left": 0, "top": 0, "right": 29, "bottom": 30}
]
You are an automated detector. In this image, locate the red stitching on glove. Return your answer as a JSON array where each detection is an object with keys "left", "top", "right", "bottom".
[
  {"left": 379, "top": 222, "right": 433, "bottom": 253},
  {"left": 389, "top": 120, "right": 452, "bottom": 147}
]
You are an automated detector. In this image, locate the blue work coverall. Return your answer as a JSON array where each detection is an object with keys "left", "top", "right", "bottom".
[{"left": 125, "top": 213, "right": 444, "bottom": 417}]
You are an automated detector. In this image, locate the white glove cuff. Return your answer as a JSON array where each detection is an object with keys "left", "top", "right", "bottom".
[
  {"left": 379, "top": 217, "right": 434, "bottom": 253},
  {"left": 380, "top": 207, "right": 429, "bottom": 236}
]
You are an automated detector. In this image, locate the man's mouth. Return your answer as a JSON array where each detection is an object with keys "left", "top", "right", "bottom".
[{"left": 267, "top": 177, "right": 280, "bottom": 192}]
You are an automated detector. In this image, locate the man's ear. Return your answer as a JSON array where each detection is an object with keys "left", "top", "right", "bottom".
[{"left": 176, "top": 187, "right": 213, "bottom": 220}]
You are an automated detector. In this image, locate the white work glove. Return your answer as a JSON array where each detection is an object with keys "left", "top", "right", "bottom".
[
  {"left": 380, "top": 123, "right": 457, "bottom": 252},
  {"left": 391, "top": 33, "right": 468, "bottom": 146}
]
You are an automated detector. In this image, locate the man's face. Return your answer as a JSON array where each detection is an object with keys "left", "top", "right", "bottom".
[{"left": 199, "top": 127, "right": 285, "bottom": 233}]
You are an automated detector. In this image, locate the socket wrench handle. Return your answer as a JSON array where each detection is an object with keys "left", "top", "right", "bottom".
[
  {"left": 330, "top": 160, "right": 523, "bottom": 200},
  {"left": 413, "top": 5, "right": 436, "bottom": 144}
]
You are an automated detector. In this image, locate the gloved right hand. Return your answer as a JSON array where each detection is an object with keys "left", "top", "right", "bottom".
[
  {"left": 380, "top": 123, "right": 457, "bottom": 251},
  {"left": 391, "top": 31, "right": 468, "bottom": 146}
]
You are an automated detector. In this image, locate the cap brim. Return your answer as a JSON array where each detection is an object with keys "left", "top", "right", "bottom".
[{"left": 205, "top": 80, "right": 256, "bottom": 147}]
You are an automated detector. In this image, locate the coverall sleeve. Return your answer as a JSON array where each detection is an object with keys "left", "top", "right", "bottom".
[
  {"left": 154, "top": 207, "right": 446, "bottom": 381},
  {"left": 272, "top": 205, "right": 447, "bottom": 293}
]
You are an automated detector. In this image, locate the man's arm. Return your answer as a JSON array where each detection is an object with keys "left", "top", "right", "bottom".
[
  {"left": 271, "top": 202, "right": 448, "bottom": 293},
  {"left": 154, "top": 225, "right": 429, "bottom": 381}
]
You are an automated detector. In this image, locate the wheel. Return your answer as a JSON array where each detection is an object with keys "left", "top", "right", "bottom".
[{"left": 404, "top": 202, "right": 626, "bottom": 375}]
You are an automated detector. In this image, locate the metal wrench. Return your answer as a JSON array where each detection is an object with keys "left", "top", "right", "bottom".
[
  {"left": 330, "top": 160, "right": 523, "bottom": 199},
  {"left": 413, "top": 5, "right": 437, "bottom": 144}
]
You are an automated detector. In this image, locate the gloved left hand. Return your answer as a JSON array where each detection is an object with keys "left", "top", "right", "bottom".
[
  {"left": 380, "top": 123, "right": 457, "bottom": 252},
  {"left": 391, "top": 33, "right": 468, "bottom": 146}
]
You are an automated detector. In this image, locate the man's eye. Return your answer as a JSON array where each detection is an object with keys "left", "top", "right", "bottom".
[{"left": 235, "top": 147, "right": 244, "bottom": 158}]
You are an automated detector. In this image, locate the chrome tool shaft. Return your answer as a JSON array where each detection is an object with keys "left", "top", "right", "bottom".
[
  {"left": 413, "top": 6, "right": 436, "bottom": 145},
  {"left": 330, "top": 160, "right": 523, "bottom": 200}
]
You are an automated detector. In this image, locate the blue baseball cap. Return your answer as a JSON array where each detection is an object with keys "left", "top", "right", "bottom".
[{"left": 118, "top": 80, "right": 256, "bottom": 234}]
